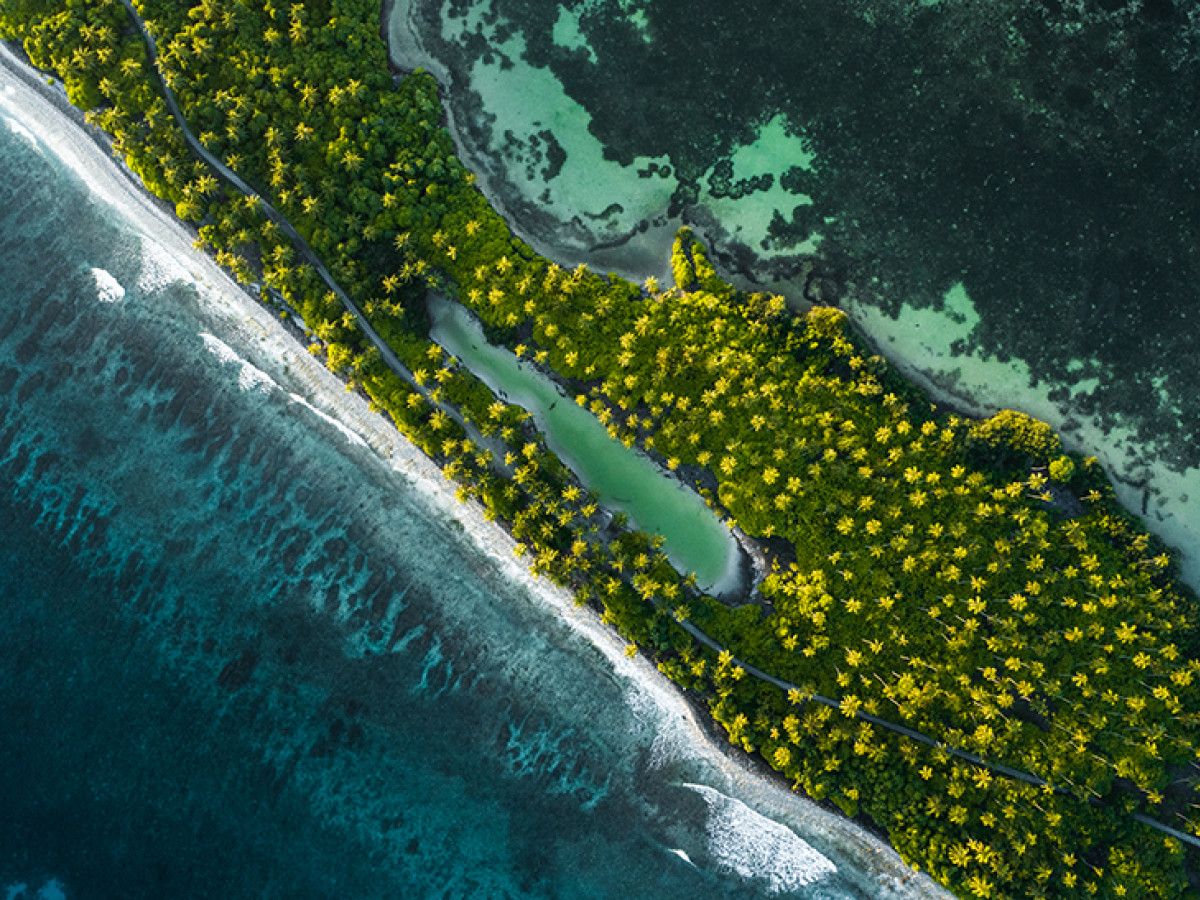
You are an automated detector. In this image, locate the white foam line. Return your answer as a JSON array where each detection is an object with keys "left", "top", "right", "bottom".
[
  {"left": 137, "top": 234, "right": 193, "bottom": 293},
  {"left": 199, "top": 332, "right": 278, "bottom": 394},
  {"left": 684, "top": 782, "right": 838, "bottom": 894},
  {"left": 288, "top": 393, "right": 369, "bottom": 448},
  {"left": 0, "top": 48, "right": 133, "bottom": 218},
  {"left": 0, "top": 46, "right": 948, "bottom": 898},
  {"left": 2, "top": 110, "right": 39, "bottom": 147},
  {"left": 667, "top": 847, "right": 697, "bottom": 867}
]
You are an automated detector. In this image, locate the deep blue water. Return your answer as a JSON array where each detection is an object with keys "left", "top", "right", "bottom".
[{"left": 0, "top": 89, "right": 913, "bottom": 898}]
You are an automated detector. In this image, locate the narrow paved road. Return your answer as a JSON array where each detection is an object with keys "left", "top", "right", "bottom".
[
  {"left": 120, "top": 0, "right": 519, "bottom": 466},
  {"left": 115, "top": 0, "right": 1199, "bottom": 850},
  {"left": 119, "top": 0, "right": 404, "bottom": 373}
]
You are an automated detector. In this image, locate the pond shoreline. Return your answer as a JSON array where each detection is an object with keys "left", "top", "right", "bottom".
[{"left": 427, "top": 292, "right": 751, "bottom": 599}]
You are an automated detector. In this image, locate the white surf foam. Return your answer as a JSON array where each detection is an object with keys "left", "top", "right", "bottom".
[
  {"left": 288, "top": 393, "right": 369, "bottom": 448},
  {"left": 0, "top": 50, "right": 133, "bottom": 217},
  {"left": 684, "top": 782, "right": 838, "bottom": 894},
  {"left": 199, "top": 332, "right": 278, "bottom": 394},
  {"left": 667, "top": 847, "right": 697, "bottom": 867},
  {"left": 90, "top": 267, "right": 125, "bottom": 303},
  {"left": 2, "top": 112, "right": 40, "bottom": 148},
  {"left": 137, "top": 235, "right": 194, "bottom": 293}
]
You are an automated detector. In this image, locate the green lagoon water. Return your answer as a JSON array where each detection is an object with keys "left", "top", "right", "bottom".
[{"left": 428, "top": 295, "right": 741, "bottom": 594}]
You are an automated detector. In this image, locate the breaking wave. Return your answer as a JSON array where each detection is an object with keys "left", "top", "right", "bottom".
[
  {"left": 90, "top": 267, "right": 125, "bottom": 303},
  {"left": 199, "top": 331, "right": 278, "bottom": 394},
  {"left": 684, "top": 782, "right": 838, "bottom": 894}
]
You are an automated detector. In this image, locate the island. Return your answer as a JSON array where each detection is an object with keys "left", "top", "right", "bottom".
[{"left": 3, "top": 0, "right": 1198, "bottom": 896}]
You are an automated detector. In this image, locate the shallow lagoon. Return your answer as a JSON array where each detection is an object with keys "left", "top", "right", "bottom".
[{"left": 428, "top": 294, "right": 742, "bottom": 595}]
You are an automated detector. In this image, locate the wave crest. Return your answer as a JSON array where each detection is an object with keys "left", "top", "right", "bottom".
[
  {"left": 683, "top": 782, "right": 837, "bottom": 894},
  {"left": 2, "top": 112, "right": 40, "bottom": 149},
  {"left": 199, "top": 332, "right": 278, "bottom": 394},
  {"left": 288, "top": 392, "right": 369, "bottom": 449},
  {"left": 137, "top": 235, "right": 193, "bottom": 293},
  {"left": 90, "top": 267, "right": 125, "bottom": 303}
]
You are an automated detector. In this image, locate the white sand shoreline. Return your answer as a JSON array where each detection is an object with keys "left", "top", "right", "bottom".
[{"left": 0, "top": 41, "right": 947, "bottom": 899}]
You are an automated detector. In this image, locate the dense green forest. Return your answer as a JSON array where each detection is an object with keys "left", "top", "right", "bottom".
[{"left": 2, "top": 0, "right": 1199, "bottom": 895}]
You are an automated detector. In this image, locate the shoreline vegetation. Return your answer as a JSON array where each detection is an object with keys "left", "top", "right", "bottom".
[
  {"left": 383, "top": 0, "right": 1200, "bottom": 604},
  {"left": 3, "top": 0, "right": 1200, "bottom": 896},
  {"left": 425, "top": 293, "right": 747, "bottom": 597}
]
